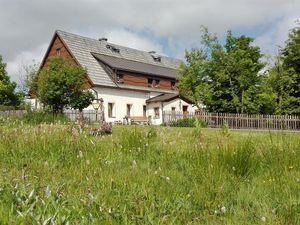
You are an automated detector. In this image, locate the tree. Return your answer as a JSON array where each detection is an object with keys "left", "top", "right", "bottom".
[
  {"left": 177, "top": 29, "right": 265, "bottom": 114},
  {"left": 177, "top": 49, "right": 211, "bottom": 109},
  {"left": 281, "top": 22, "right": 300, "bottom": 114},
  {"left": 36, "top": 57, "right": 94, "bottom": 113},
  {"left": 0, "top": 55, "right": 23, "bottom": 108},
  {"left": 264, "top": 56, "right": 297, "bottom": 114}
]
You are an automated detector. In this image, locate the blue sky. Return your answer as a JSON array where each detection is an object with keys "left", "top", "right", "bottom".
[{"left": 0, "top": 0, "right": 299, "bottom": 84}]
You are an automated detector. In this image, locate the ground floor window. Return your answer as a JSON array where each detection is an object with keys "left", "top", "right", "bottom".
[
  {"left": 108, "top": 102, "right": 115, "bottom": 118},
  {"left": 154, "top": 107, "right": 160, "bottom": 118},
  {"left": 126, "top": 104, "right": 132, "bottom": 116},
  {"left": 143, "top": 105, "right": 147, "bottom": 117}
]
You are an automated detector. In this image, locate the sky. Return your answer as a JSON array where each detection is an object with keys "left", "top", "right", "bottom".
[{"left": 0, "top": 0, "right": 299, "bottom": 84}]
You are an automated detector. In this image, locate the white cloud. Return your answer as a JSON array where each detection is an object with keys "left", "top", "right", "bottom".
[
  {"left": 102, "top": 29, "right": 163, "bottom": 54},
  {"left": 6, "top": 44, "right": 47, "bottom": 83},
  {"left": 1, "top": 0, "right": 300, "bottom": 83}
]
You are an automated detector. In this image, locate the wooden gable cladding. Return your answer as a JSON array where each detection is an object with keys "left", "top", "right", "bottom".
[
  {"left": 116, "top": 70, "right": 175, "bottom": 90},
  {"left": 41, "top": 34, "right": 77, "bottom": 68},
  {"left": 40, "top": 33, "right": 92, "bottom": 89},
  {"left": 123, "top": 73, "right": 148, "bottom": 87}
]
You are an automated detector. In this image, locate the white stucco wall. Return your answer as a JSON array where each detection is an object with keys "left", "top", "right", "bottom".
[
  {"left": 147, "top": 98, "right": 197, "bottom": 125},
  {"left": 92, "top": 87, "right": 163, "bottom": 123}
]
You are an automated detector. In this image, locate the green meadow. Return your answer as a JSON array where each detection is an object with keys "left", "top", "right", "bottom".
[{"left": 0, "top": 120, "right": 300, "bottom": 224}]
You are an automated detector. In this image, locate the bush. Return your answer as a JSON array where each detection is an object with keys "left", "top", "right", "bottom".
[{"left": 167, "top": 117, "right": 208, "bottom": 128}]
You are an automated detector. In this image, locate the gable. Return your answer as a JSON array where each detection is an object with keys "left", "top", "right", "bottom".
[
  {"left": 39, "top": 33, "right": 92, "bottom": 89},
  {"left": 40, "top": 34, "right": 77, "bottom": 69}
]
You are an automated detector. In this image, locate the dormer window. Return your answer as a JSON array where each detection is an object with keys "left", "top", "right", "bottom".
[
  {"left": 149, "top": 51, "right": 161, "bottom": 62},
  {"left": 106, "top": 44, "right": 120, "bottom": 53},
  {"left": 56, "top": 48, "right": 61, "bottom": 56}
]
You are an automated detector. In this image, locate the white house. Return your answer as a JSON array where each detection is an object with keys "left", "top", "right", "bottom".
[{"left": 30, "top": 30, "right": 196, "bottom": 124}]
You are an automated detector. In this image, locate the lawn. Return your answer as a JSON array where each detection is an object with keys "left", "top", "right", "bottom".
[{"left": 0, "top": 121, "right": 300, "bottom": 224}]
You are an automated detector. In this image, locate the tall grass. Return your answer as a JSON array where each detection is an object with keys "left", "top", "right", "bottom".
[{"left": 0, "top": 123, "right": 299, "bottom": 224}]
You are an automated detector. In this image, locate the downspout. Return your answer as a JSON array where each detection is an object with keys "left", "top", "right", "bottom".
[{"left": 161, "top": 102, "right": 164, "bottom": 124}]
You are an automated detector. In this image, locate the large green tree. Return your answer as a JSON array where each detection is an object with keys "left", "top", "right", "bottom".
[
  {"left": 0, "top": 55, "right": 23, "bottom": 108},
  {"left": 281, "top": 22, "right": 300, "bottom": 114},
  {"left": 36, "top": 57, "right": 94, "bottom": 113},
  {"left": 177, "top": 29, "right": 265, "bottom": 113}
]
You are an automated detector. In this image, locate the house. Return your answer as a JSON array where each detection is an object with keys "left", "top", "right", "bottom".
[{"left": 32, "top": 30, "right": 196, "bottom": 124}]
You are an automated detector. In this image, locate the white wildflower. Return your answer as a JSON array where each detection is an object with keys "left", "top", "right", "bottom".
[
  {"left": 232, "top": 166, "right": 236, "bottom": 171},
  {"left": 166, "top": 176, "right": 170, "bottom": 182},
  {"left": 220, "top": 206, "right": 226, "bottom": 214},
  {"left": 261, "top": 216, "right": 266, "bottom": 222},
  {"left": 86, "top": 160, "right": 90, "bottom": 165},
  {"left": 132, "top": 160, "right": 137, "bottom": 168},
  {"left": 78, "top": 150, "right": 83, "bottom": 158}
]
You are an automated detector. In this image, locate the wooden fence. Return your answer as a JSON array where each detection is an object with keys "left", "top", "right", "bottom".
[
  {"left": 0, "top": 110, "right": 26, "bottom": 118},
  {"left": 163, "top": 111, "right": 300, "bottom": 130},
  {"left": 64, "top": 110, "right": 104, "bottom": 122},
  {"left": 0, "top": 110, "right": 104, "bottom": 122}
]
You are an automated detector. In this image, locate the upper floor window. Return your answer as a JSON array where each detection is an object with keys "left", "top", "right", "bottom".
[
  {"left": 56, "top": 48, "right": 61, "bottom": 56},
  {"left": 116, "top": 73, "right": 124, "bottom": 84},
  {"left": 171, "top": 81, "right": 176, "bottom": 90},
  {"left": 148, "top": 78, "right": 160, "bottom": 88}
]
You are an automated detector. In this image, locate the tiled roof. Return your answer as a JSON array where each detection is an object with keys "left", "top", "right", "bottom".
[
  {"left": 92, "top": 53, "right": 179, "bottom": 79},
  {"left": 56, "top": 30, "right": 182, "bottom": 87}
]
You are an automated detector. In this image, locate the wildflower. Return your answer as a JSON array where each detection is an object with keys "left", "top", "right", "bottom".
[
  {"left": 132, "top": 160, "right": 137, "bottom": 168},
  {"left": 220, "top": 206, "right": 226, "bottom": 214},
  {"left": 154, "top": 171, "right": 158, "bottom": 175},
  {"left": 78, "top": 151, "right": 83, "bottom": 158},
  {"left": 86, "top": 160, "right": 90, "bottom": 165},
  {"left": 296, "top": 178, "right": 300, "bottom": 183},
  {"left": 261, "top": 216, "right": 266, "bottom": 222},
  {"left": 166, "top": 176, "right": 170, "bottom": 182},
  {"left": 232, "top": 166, "right": 236, "bottom": 171}
]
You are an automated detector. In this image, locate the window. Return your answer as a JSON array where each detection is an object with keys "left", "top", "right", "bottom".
[
  {"left": 171, "top": 81, "right": 176, "bottom": 90},
  {"left": 154, "top": 107, "right": 160, "bottom": 118},
  {"left": 56, "top": 48, "right": 61, "bottom": 56},
  {"left": 143, "top": 105, "right": 147, "bottom": 117},
  {"left": 171, "top": 107, "right": 176, "bottom": 112},
  {"left": 108, "top": 103, "right": 115, "bottom": 118},
  {"left": 116, "top": 73, "right": 124, "bottom": 84},
  {"left": 106, "top": 44, "right": 120, "bottom": 53},
  {"left": 126, "top": 104, "right": 132, "bottom": 116},
  {"left": 148, "top": 78, "right": 160, "bottom": 88}
]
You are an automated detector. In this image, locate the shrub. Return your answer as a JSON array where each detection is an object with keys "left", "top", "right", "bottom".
[{"left": 168, "top": 117, "right": 208, "bottom": 128}]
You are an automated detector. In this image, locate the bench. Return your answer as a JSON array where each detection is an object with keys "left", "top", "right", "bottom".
[{"left": 130, "top": 116, "right": 149, "bottom": 125}]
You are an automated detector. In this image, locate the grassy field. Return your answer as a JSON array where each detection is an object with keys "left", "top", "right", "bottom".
[{"left": 0, "top": 120, "right": 300, "bottom": 224}]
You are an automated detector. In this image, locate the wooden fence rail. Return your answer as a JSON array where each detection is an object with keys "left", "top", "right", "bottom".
[
  {"left": 163, "top": 111, "right": 300, "bottom": 130},
  {"left": 0, "top": 110, "right": 26, "bottom": 118},
  {"left": 0, "top": 110, "right": 104, "bottom": 122}
]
